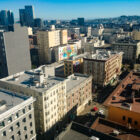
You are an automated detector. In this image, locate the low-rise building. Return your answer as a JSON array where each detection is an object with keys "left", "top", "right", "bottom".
[
  {"left": 104, "top": 72, "right": 140, "bottom": 129},
  {"left": 0, "top": 65, "right": 92, "bottom": 135},
  {"left": 112, "top": 40, "right": 140, "bottom": 63},
  {"left": 64, "top": 53, "right": 88, "bottom": 77},
  {"left": 83, "top": 50, "right": 123, "bottom": 86},
  {"left": 0, "top": 88, "right": 36, "bottom": 140},
  {"left": 66, "top": 74, "right": 92, "bottom": 115},
  {"left": 91, "top": 117, "right": 140, "bottom": 140}
]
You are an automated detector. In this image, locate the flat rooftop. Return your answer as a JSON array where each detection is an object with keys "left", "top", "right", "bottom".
[
  {"left": 1, "top": 66, "right": 90, "bottom": 94},
  {"left": 113, "top": 40, "right": 140, "bottom": 45},
  {"left": 65, "top": 53, "right": 88, "bottom": 61},
  {"left": 84, "top": 50, "right": 122, "bottom": 61},
  {"left": 1, "top": 67, "right": 65, "bottom": 93},
  {"left": 66, "top": 74, "right": 90, "bottom": 93},
  {"left": 0, "top": 88, "right": 28, "bottom": 114},
  {"left": 104, "top": 72, "right": 140, "bottom": 113},
  {"left": 91, "top": 118, "right": 140, "bottom": 140}
]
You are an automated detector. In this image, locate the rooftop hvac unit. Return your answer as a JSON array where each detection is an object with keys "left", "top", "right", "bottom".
[
  {"left": 90, "top": 136, "right": 100, "bottom": 140},
  {"left": 113, "top": 130, "right": 120, "bottom": 136}
]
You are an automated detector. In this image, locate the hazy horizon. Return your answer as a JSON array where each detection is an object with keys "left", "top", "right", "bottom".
[{"left": 1, "top": 0, "right": 140, "bottom": 20}]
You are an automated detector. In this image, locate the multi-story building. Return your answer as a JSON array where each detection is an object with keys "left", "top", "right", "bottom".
[
  {"left": 0, "top": 24, "right": 31, "bottom": 78},
  {"left": 0, "top": 88, "right": 36, "bottom": 140},
  {"left": 112, "top": 40, "right": 140, "bottom": 63},
  {"left": 37, "top": 29, "right": 68, "bottom": 64},
  {"left": 83, "top": 50, "right": 123, "bottom": 86},
  {"left": 53, "top": 43, "right": 78, "bottom": 62},
  {"left": 77, "top": 18, "right": 84, "bottom": 26},
  {"left": 64, "top": 53, "right": 88, "bottom": 77},
  {"left": 34, "top": 18, "right": 43, "bottom": 28},
  {"left": 132, "top": 30, "right": 140, "bottom": 41},
  {"left": 0, "top": 10, "right": 14, "bottom": 26},
  {"left": 104, "top": 72, "right": 140, "bottom": 130},
  {"left": 0, "top": 65, "right": 92, "bottom": 135},
  {"left": 60, "top": 29, "right": 68, "bottom": 45},
  {"left": 66, "top": 73, "right": 92, "bottom": 115},
  {"left": 19, "top": 5, "right": 35, "bottom": 27},
  {"left": 68, "top": 28, "right": 80, "bottom": 38}
]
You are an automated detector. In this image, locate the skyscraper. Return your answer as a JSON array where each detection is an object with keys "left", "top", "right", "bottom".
[
  {"left": 34, "top": 18, "right": 43, "bottom": 28},
  {"left": 19, "top": 5, "right": 35, "bottom": 27},
  {"left": 77, "top": 17, "right": 85, "bottom": 26},
  {"left": 0, "top": 24, "right": 31, "bottom": 78},
  {"left": 0, "top": 10, "right": 14, "bottom": 26}
]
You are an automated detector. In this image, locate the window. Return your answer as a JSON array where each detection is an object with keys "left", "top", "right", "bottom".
[
  {"left": 2, "top": 131, "right": 6, "bottom": 136},
  {"left": 122, "top": 116, "right": 126, "bottom": 121},
  {"left": 25, "top": 134, "right": 28, "bottom": 139},
  {"left": 30, "top": 122, "right": 32, "bottom": 127},
  {"left": 8, "top": 117, "right": 12, "bottom": 123},
  {"left": 128, "top": 118, "right": 132, "bottom": 124},
  {"left": 15, "top": 113, "right": 19, "bottom": 119},
  {"left": 9, "top": 127, "right": 13, "bottom": 132},
  {"left": 22, "top": 118, "right": 26, "bottom": 123},
  {"left": 16, "top": 122, "right": 20, "bottom": 127},
  {"left": 29, "top": 114, "right": 32, "bottom": 119},
  {"left": 24, "top": 126, "right": 27, "bottom": 131},
  {"left": 134, "top": 121, "right": 138, "bottom": 125},
  {"left": 17, "top": 131, "right": 21, "bottom": 136},
  {"left": 10, "top": 135, "right": 14, "bottom": 140},
  {"left": 0, "top": 121, "right": 5, "bottom": 127},
  {"left": 30, "top": 130, "right": 33, "bottom": 134},
  {"left": 23, "top": 109, "right": 25, "bottom": 114},
  {"left": 28, "top": 105, "right": 31, "bottom": 110}
]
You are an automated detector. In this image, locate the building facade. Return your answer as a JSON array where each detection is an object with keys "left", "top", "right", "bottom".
[
  {"left": 0, "top": 24, "right": 31, "bottom": 78},
  {"left": 0, "top": 10, "right": 14, "bottom": 26},
  {"left": 0, "top": 89, "right": 36, "bottom": 140},
  {"left": 37, "top": 29, "right": 68, "bottom": 64},
  {"left": 66, "top": 74, "right": 92, "bottom": 115},
  {"left": 19, "top": 5, "right": 34, "bottom": 27},
  {"left": 64, "top": 53, "right": 88, "bottom": 77},
  {"left": 112, "top": 41, "right": 140, "bottom": 63},
  {"left": 0, "top": 65, "right": 92, "bottom": 135},
  {"left": 104, "top": 72, "right": 140, "bottom": 130},
  {"left": 83, "top": 50, "right": 123, "bottom": 86}
]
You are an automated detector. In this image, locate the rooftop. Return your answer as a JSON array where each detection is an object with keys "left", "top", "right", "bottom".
[
  {"left": 91, "top": 118, "right": 140, "bottom": 140},
  {"left": 0, "top": 88, "right": 28, "bottom": 114},
  {"left": 104, "top": 72, "right": 140, "bottom": 113},
  {"left": 84, "top": 50, "right": 123, "bottom": 61},
  {"left": 113, "top": 39, "right": 140, "bottom": 45},
  {"left": 0, "top": 66, "right": 65, "bottom": 93},
  {"left": 66, "top": 73, "right": 91, "bottom": 93},
  {"left": 65, "top": 53, "right": 88, "bottom": 61},
  {"left": 1, "top": 66, "right": 90, "bottom": 94}
]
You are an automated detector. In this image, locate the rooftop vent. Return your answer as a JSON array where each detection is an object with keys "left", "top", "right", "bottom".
[
  {"left": 112, "top": 130, "right": 120, "bottom": 136},
  {"left": 121, "top": 102, "right": 132, "bottom": 110}
]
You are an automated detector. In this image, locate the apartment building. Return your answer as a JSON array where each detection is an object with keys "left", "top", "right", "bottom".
[
  {"left": 64, "top": 53, "right": 88, "bottom": 77},
  {"left": 37, "top": 29, "right": 68, "bottom": 64},
  {"left": 104, "top": 72, "right": 140, "bottom": 130},
  {"left": 66, "top": 74, "right": 92, "bottom": 115},
  {"left": 60, "top": 29, "right": 68, "bottom": 45},
  {"left": 0, "top": 89, "right": 36, "bottom": 140},
  {"left": 112, "top": 40, "right": 140, "bottom": 63},
  {"left": 83, "top": 50, "right": 123, "bottom": 86},
  {"left": 0, "top": 65, "right": 92, "bottom": 135}
]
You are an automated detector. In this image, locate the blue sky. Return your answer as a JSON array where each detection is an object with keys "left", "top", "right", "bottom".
[{"left": 0, "top": 0, "right": 140, "bottom": 20}]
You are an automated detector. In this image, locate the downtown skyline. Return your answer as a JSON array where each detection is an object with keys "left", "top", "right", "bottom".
[{"left": 1, "top": 0, "right": 140, "bottom": 20}]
